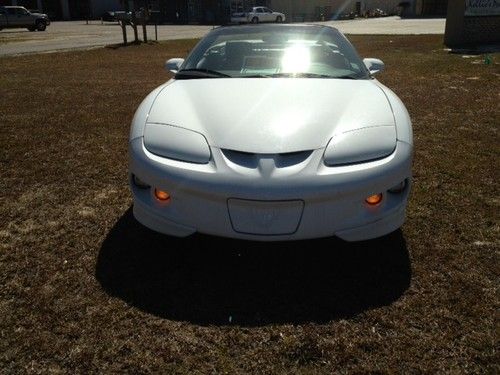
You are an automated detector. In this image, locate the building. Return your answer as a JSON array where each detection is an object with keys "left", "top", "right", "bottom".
[
  {"left": 269, "top": 0, "right": 448, "bottom": 21},
  {"left": 415, "top": 0, "right": 448, "bottom": 16},
  {"left": 158, "top": 0, "right": 442, "bottom": 23},
  {"left": 156, "top": 1, "right": 270, "bottom": 24},
  {"left": 270, "top": 0, "right": 403, "bottom": 22},
  {"left": 0, "top": 0, "right": 123, "bottom": 19},
  {"left": 0, "top": 0, "right": 448, "bottom": 22},
  {"left": 445, "top": 0, "right": 500, "bottom": 48},
  {"left": 0, "top": 0, "right": 255, "bottom": 22}
]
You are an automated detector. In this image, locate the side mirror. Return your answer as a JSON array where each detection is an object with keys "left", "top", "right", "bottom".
[
  {"left": 165, "top": 58, "right": 184, "bottom": 74},
  {"left": 363, "top": 58, "right": 385, "bottom": 75}
]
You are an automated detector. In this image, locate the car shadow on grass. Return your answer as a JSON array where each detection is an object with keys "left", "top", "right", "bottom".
[{"left": 96, "top": 207, "right": 411, "bottom": 326}]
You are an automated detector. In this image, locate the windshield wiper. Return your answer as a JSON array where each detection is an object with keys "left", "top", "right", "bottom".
[
  {"left": 334, "top": 74, "right": 358, "bottom": 80},
  {"left": 240, "top": 72, "right": 358, "bottom": 79},
  {"left": 175, "top": 69, "right": 231, "bottom": 79},
  {"left": 272, "top": 73, "right": 333, "bottom": 78},
  {"left": 240, "top": 74, "right": 273, "bottom": 78}
]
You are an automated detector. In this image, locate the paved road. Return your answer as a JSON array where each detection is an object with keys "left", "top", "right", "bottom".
[
  {"left": 0, "top": 17, "right": 445, "bottom": 56},
  {"left": 321, "top": 16, "right": 445, "bottom": 34}
]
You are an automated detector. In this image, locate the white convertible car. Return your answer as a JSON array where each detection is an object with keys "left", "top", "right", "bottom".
[{"left": 129, "top": 25, "right": 413, "bottom": 241}]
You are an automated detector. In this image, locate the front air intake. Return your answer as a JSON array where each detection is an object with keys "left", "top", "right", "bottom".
[{"left": 221, "top": 149, "right": 313, "bottom": 169}]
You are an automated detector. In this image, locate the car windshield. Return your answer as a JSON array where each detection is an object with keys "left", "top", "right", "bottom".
[{"left": 179, "top": 25, "right": 369, "bottom": 79}]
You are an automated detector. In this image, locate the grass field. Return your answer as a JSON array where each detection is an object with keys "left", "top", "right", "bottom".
[{"left": 0, "top": 35, "right": 498, "bottom": 373}]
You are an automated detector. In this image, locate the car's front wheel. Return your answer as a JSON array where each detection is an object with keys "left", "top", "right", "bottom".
[
  {"left": 251, "top": 16, "right": 259, "bottom": 24},
  {"left": 36, "top": 20, "right": 46, "bottom": 31},
  {"left": 276, "top": 16, "right": 282, "bottom": 23}
]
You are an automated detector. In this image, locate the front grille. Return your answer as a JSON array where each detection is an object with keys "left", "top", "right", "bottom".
[{"left": 221, "top": 149, "right": 313, "bottom": 169}]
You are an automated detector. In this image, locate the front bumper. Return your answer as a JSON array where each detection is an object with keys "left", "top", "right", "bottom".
[
  {"left": 230, "top": 16, "right": 248, "bottom": 23},
  {"left": 129, "top": 137, "right": 412, "bottom": 241}
]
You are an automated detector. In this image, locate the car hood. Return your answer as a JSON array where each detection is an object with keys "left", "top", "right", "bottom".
[{"left": 147, "top": 78, "right": 394, "bottom": 154}]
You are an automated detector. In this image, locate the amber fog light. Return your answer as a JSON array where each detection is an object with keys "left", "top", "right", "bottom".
[
  {"left": 154, "top": 189, "right": 171, "bottom": 202},
  {"left": 365, "top": 193, "right": 383, "bottom": 206}
]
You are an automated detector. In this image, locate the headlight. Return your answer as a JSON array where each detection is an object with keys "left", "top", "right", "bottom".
[
  {"left": 323, "top": 126, "right": 396, "bottom": 166},
  {"left": 143, "top": 123, "right": 211, "bottom": 164}
]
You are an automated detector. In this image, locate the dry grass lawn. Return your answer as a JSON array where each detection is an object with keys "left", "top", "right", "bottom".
[{"left": 0, "top": 36, "right": 498, "bottom": 373}]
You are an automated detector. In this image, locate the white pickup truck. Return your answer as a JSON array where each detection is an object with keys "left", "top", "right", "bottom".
[
  {"left": 231, "top": 6, "right": 285, "bottom": 24},
  {"left": 0, "top": 6, "right": 50, "bottom": 32}
]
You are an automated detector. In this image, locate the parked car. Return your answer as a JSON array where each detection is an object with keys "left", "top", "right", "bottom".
[
  {"left": 101, "top": 11, "right": 118, "bottom": 22},
  {"left": 129, "top": 24, "right": 413, "bottom": 241},
  {"left": 336, "top": 12, "right": 356, "bottom": 20},
  {"left": 0, "top": 6, "right": 50, "bottom": 31},
  {"left": 366, "top": 8, "right": 389, "bottom": 17},
  {"left": 231, "top": 6, "right": 285, "bottom": 24},
  {"left": 102, "top": 11, "right": 133, "bottom": 23}
]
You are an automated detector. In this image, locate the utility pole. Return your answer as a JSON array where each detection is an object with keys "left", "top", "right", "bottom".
[
  {"left": 141, "top": 0, "right": 149, "bottom": 43},
  {"left": 120, "top": 19, "right": 127, "bottom": 45},
  {"left": 86, "top": 0, "right": 92, "bottom": 24},
  {"left": 131, "top": 11, "right": 139, "bottom": 43}
]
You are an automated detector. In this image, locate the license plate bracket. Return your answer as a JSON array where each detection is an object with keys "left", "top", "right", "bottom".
[{"left": 227, "top": 199, "right": 304, "bottom": 235}]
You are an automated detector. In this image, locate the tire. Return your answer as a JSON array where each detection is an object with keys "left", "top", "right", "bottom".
[
  {"left": 36, "top": 20, "right": 46, "bottom": 31},
  {"left": 276, "top": 16, "right": 282, "bottom": 23},
  {"left": 28, "top": 27, "right": 36, "bottom": 32},
  {"left": 251, "top": 16, "right": 258, "bottom": 24}
]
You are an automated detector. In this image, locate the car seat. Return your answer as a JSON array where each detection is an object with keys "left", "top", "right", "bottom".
[{"left": 223, "top": 41, "right": 252, "bottom": 71}]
